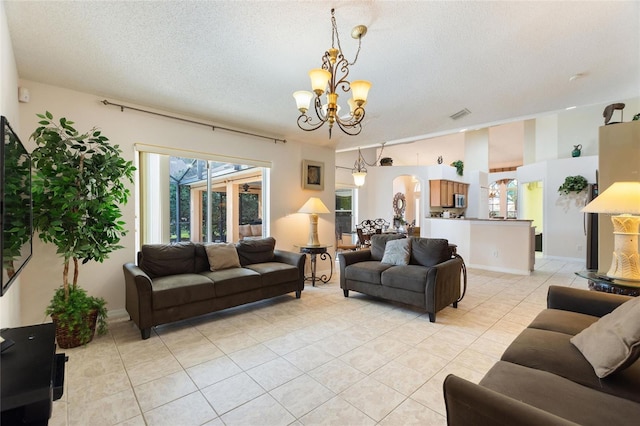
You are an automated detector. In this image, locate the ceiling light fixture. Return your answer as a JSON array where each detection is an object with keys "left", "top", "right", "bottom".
[
  {"left": 350, "top": 143, "right": 386, "bottom": 187},
  {"left": 293, "top": 9, "right": 371, "bottom": 138}
]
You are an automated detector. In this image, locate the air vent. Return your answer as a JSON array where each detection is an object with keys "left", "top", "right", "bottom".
[{"left": 450, "top": 108, "right": 471, "bottom": 120}]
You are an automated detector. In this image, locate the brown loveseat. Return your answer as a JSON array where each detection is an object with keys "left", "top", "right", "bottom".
[
  {"left": 338, "top": 235, "right": 464, "bottom": 322},
  {"left": 444, "top": 286, "right": 640, "bottom": 425},
  {"left": 123, "top": 237, "right": 305, "bottom": 339}
]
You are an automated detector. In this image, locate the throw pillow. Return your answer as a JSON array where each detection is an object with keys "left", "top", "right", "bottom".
[
  {"left": 570, "top": 296, "right": 640, "bottom": 378},
  {"left": 205, "top": 243, "right": 241, "bottom": 271},
  {"left": 370, "top": 234, "right": 405, "bottom": 261},
  {"left": 380, "top": 238, "right": 411, "bottom": 265}
]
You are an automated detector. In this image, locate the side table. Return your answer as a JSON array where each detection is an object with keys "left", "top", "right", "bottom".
[
  {"left": 575, "top": 270, "right": 640, "bottom": 297},
  {"left": 296, "top": 245, "right": 333, "bottom": 286},
  {"left": 1, "top": 323, "right": 67, "bottom": 425}
]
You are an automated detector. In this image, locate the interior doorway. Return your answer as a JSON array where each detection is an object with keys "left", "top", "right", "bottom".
[{"left": 521, "top": 181, "right": 544, "bottom": 252}]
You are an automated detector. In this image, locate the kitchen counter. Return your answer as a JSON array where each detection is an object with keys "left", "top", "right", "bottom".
[{"left": 423, "top": 218, "right": 535, "bottom": 275}]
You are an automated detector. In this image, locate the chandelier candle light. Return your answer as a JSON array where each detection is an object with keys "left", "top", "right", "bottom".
[
  {"left": 582, "top": 181, "right": 640, "bottom": 281},
  {"left": 298, "top": 197, "right": 331, "bottom": 246},
  {"left": 293, "top": 9, "right": 371, "bottom": 138}
]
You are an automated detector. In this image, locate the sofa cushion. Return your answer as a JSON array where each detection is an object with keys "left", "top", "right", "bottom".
[
  {"left": 501, "top": 327, "right": 640, "bottom": 403},
  {"left": 194, "top": 243, "right": 210, "bottom": 272},
  {"left": 370, "top": 234, "right": 406, "bottom": 261},
  {"left": 570, "top": 296, "right": 640, "bottom": 378},
  {"left": 250, "top": 224, "right": 262, "bottom": 237},
  {"left": 381, "top": 265, "right": 429, "bottom": 293},
  {"left": 409, "top": 237, "right": 450, "bottom": 267},
  {"left": 239, "top": 224, "right": 252, "bottom": 238},
  {"left": 245, "top": 262, "right": 299, "bottom": 286},
  {"left": 236, "top": 237, "right": 276, "bottom": 266},
  {"left": 528, "top": 309, "right": 598, "bottom": 336},
  {"left": 199, "top": 268, "right": 262, "bottom": 297},
  {"left": 345, "top": 261, "right": 394, "bottom": 285},
  {"left": 151, "top": 273, "right": 215, "bottom": 309},
  {"left": 480, "top": 360, "right": 640, "bottom": 425},
  {"left": 205, "top": 243, "right": 241, "bottom": 271},
  {"left": 381, "top": 238, "right": 411, "bottom": 265},
  {"left": 140, "top": 243, "right": 195, "bottom": 279}
]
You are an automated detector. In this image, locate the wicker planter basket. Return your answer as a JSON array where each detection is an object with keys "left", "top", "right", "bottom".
[{"left": 52, "top": 310, "right": 98, "bottom": 349}]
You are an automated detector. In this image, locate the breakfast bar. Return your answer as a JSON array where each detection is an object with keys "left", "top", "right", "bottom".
[{"left": 423, "top": 218, "right": 535, "bottom": 275}]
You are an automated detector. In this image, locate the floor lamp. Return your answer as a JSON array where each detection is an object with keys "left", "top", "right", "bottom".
[
  {"left": 298, "top": 197, "right": 330, "bottom": 246},
  {"left": 582, "top": 181, "right": 640, "bottom": 281}
]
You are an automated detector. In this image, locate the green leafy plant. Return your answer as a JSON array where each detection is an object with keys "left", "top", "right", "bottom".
[
  {"left": 31, "top": 112, "right": 135, "bottom": 345},
  {"left": 558, "top": 175, "right": 588, "bottom": 195},
  {"left": 46, "top": 286, "right": 107, "bottom": 343},
  {"left": 633, "top": 113, "right": 640, "bottom": 121},
  {"left": 451, "top": 160, "right": 464, "bottom": 176}
]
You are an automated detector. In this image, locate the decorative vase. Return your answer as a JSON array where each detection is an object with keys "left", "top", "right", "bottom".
[
  {"left": 380, "top": 157, "right": 393, "bottom": 166},
  {"left": 572, "top": 144, "right": 582, "bottom": 157}
]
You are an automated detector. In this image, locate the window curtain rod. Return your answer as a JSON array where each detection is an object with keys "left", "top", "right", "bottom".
[{"left": 101, "top": 99, "right": 286, "bottom": 144}]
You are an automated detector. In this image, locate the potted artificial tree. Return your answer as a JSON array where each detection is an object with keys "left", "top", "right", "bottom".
[{"left": 31, "top": 112, "right": 135, "bottom": 348}]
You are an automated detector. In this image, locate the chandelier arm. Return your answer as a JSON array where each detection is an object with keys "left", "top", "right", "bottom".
[
  {"left": 335, "top": 118, "right": 362, "bottom": 136},
  {"left": 335, "top": 106, "right": 365, "bottom": 128},
  {"left": 312, "top": 95, "right": 328, "bottom": 121},
  {"left": 333, "top": 56, "right": 352, "bottom": 95},
  {"left": 296, "top": 114, "right": 326, "bottom": 132}
]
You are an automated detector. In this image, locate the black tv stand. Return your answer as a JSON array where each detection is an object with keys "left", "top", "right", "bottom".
[{"left": 1, "top": 323, "right": 66, "bottom": 425}]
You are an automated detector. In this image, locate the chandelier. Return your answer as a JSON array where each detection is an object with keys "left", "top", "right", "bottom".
[
  {"left": 293, "top": 9, "right": 371, "bottom": 138},
  {"left": 338, "top": 143, "right": 386, "bottom": 187}
]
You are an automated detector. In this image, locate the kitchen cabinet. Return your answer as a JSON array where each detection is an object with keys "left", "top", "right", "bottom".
[{"left": 430, "top": 180, "right": 469, "bottom": 208}]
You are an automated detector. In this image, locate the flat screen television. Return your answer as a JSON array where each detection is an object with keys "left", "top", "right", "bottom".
[{"left": 1, "top": 116, "right": 32, "bottom": 296}]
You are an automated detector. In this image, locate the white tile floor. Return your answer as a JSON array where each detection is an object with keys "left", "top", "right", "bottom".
[{"left": 50, "top": 256, "right": 588, "bottom": 425}]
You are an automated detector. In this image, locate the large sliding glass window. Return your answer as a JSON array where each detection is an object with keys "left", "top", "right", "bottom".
[{"left": 137, "top": 146, "right": 268, "bottom": 247}]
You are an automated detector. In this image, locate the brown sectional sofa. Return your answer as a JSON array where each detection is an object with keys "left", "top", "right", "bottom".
[
  {"left": 338, "top": 235, "right": 464, "bottom": 322},
  {"left": 444, "top": 286, "right": 640, "bottom": 425},
  {"left": 123, "top": 237, "right": 305, "bottom": 339}
]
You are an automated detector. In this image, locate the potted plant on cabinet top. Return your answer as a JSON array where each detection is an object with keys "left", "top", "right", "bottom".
[
  {"left": 451, "top": 160, "right": 464, "bottom": 176},
  {"left": 31, "top": 112, "right": 135, "bottom": 348}
]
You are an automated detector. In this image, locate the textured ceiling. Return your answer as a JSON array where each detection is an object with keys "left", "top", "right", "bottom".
[{"left": 5, "top": 1, "right": 640, "bottom": 156}]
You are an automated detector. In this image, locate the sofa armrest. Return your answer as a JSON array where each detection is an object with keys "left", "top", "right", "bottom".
[
  {"left": 443, "top": 374, "right": 579, "bottom": 426},
  {"left": 123, "top": 263, "right": 154, "bottom": 331},
  {"left": 424, "top": 257, "right": 463, "bottom": 314},
  {"left": 547, "top": 285, "right": 631, "bottom": 317},
  {"left": 273, "top": 250, "right": 306, "bottom": 288},
  {"left": 337, "top": 250, "right": 373, "bottom": 289}
]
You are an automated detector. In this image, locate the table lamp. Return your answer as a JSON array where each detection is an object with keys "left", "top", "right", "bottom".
[
  {"left": 298, "top": 197, "right": 330, "bottom": 246},
  {"left": 582, "top": 181, "right": 640, "bottom": 281}
]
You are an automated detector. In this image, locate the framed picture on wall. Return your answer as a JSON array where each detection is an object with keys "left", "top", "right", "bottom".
[{"left": 302, "top": 159, "right": 324, "bottom": 191}]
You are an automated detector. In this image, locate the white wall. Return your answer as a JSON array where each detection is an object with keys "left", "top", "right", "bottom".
[
  {"left": 518, "top": 156, "right": 598, "bottom": 260},
  {"left": 16, "top": 80, "right": 335, "bottom": 326},
  {"left": 0, "top": 2, "right": 22, "bottom": 328},
  {"left": 557, "top": 98, "right": 640, "bottom": 159},
  {"left": 464, "top": 129, "right": 489, "bottom": 173}
]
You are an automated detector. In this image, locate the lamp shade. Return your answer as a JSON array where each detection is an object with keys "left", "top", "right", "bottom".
[
  {"left": 298, "top": 197, "right": 330, "bottom": 214},
  {"left": 352, "top": 171, "right": 367, "bottom": 187},
  {"left": 309, "top": 68, "right": 331, "bottom": 94},
  {"left": 293, "top": 91, "right": 313, "bottom": 112},
  {"left": 350, "top": 80, "right": 371, "bottom": 103},
  {"left": 582, "top": 182, "right": 640, "bottom": 214}
]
